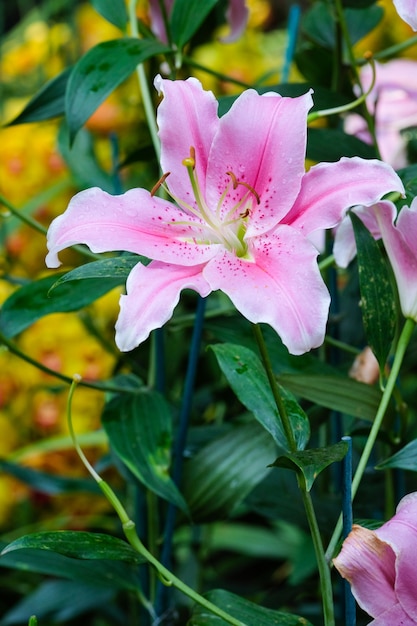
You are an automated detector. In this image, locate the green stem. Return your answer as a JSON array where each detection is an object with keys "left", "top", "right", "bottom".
[
  {"left": 253, "top": 324, "right": 335, "bottom": 626},
  {"left": 361, "top": 34, "right": 417, "bottom": 63},
  {"left": 326, "top": 317, "right": 416, "bottom": 560},
  {"left": 128, "top": 0, "right": 161, "bottom": 163},
  {"left": 0, "top": 330, "right": 140, "bottom": 395},
  {"left": 300, "top": 488, "right": 335, "bottom": 626},
  {"left": 252, "top": 324, "right": 297, "bottom": 452},
  {"left": 66, "top": 380, "right": 246, "bottom": 626},
  {"left": 0, "top": 194, "right": 47, "bottom": 235}
]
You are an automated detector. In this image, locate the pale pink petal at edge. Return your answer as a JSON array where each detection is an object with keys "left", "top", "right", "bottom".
[
  {"left": 202, "top": 226, "right": 329, "bottom": 355},
  {"left": 206, "top": 89, "right": 313, "bottom": 237},
  {"left": 333, "top": 525, "right": 398, "bottom": 618},
  {"left": 375, "top": 492, "right": 417, "bottom": 622},
  {"left": 393, "top": 0, "right": 417, "bottom": 30},
  {"left": 284, "top": 157, "right": 404, "bottom": 237},
  {"left": 115, "top": 261, "right": 211, "bottom": 351},
  {"left": 45, "top": 187, "right": 220, "bottom": 268},
  {"left": 333, "top": 201, "right": 396, "bottom": 269},
  {"left": 220, "top": 0, "right": 249, "bottom": 42},
  {"left": 155, "top": 76, "right": 219, "bottom": 207},
  {"left": 375, "top": 201, "right": 417, "bottom": 320}
]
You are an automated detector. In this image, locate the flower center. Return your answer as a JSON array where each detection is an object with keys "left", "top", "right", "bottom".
[{"left": 153, "top": 147, "right": 260, "bottom": 258}]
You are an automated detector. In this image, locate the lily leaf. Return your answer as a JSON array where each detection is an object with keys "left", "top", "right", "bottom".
[
  {"left": 182, "top": 421, "right": 277, "bottom": 522},
  {"left": 351, "top": 211, "right": 397, "bottom": 370},
  {"left": 65, "top": 38, "right": 170, "bottom": 141},
  {"left": 376, "top": 439, "right": 417, "bottom": 471},
  {"left": 271, "top": 440, "right": 349, "bottom": 491},
  {"left": 1, "top": 531, "right": 144, "bottom": 564},
  {"left": 0, "top": 273, "right": 123, "bottom": 338},
  {"left": 210, "top": 343, "right": 310, "bottom": 451},
  {"left": 102, "top": 391, "right": 188, "bottom": 512},
  {"left": 189, "top": 589, "right": 313, "bottom": 625}
]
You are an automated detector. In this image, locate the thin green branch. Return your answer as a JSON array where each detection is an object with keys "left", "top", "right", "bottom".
[
  {"left": 326, "top": 317, "right": 416, "bottom": 561},
  {"left": 128, "top": 0, "right": 161, "bottom": 163},
  {"left": 66, "top": 379, "right": 246, "bottom": 626}
]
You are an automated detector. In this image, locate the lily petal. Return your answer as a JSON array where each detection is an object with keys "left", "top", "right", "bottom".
[
  {"left": 46, "top": 187, "right": 220, "bottom": 268},
  {"left": 393, "top": 0, "right": 417, "bottom": 30},
  {"left": 115, "top": 261, "right": 211, "bottom": 351},
  {"left": 202, "top": 226, "right": 329, "bottom": 355},
  {"left": 333, "top": 525, "right": 398, "bottom": 618},
  {"left": 155, "top": 75, "right": 219, "bottom": 207},
  {"left": 376, "top": 492, "right": 417, "bottom": 622},
  {"left": 220, "top": 0, "right": 249, "bottom": 42},
  {"left": 368, "top": 602, "right": 417, "bottom": 625},
  {"left": 206, "top": 88, "right": 313, "bottom": 237},
  {"left": 284, "top": 157, "right": 404, "bottom": 237},
  {"left": 333, "top": 201, "right": 397, "bottom": 269},
  {"left": 375, "top": 200, "right": 417, "bottom": 320}
]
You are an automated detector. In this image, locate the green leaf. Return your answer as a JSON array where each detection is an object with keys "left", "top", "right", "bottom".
[
  {"left": 49, "top": 255, "right": 141, "bottom": 290},
  {"left": 0, "top": 272, "right": 123, "bottom": 338},
  {"left": 307, "top": 127, "right": 377, "bottom": 161},
  {"left": 271, "top": 441, "right": 349, "bottom": 491},
  {"left": 102, "top": 391, "right": 188, "bottom": 512},
  {"left": 0, "top": 460, "right": 101, "bottom": 495},
  {"left": 170, "top": 0, "right": 219, "bottom": 48},
  {"left": 210, "top": 343, "right": 310, "bottom": 451},
  {"left": 91, "top": 0, "right": 128, "bottom": 30},
  {"left": 189, "top": 589, "right": 313, "bottom": 625},
  {"left": 351, "top": 211, "right": 397, "bottom": 369},
  {"left": 182, "top": 421, "right": 277, "bottom": 522},
  {"left": 1, "top": 580, "right": 114, "bottom": 625},
  {"left": 376, "top": 439, "right": 417, "bottom": 471},
  {"left": 277, "top": 373, "right": 384, "bottom": 422},
  {"left": 2, "top": 531, "right": 144, "bottom": 564},
  {"left": 301, "top": 2, "right": 383, "bottom": 50},
  {"left": 65, "top": 38, "right": 170, "bottom": 141},
  {"left": 6, "top": 68, "right": 70, "bottom": 125},
  {"left": 0, "top": 544, "right": 141, "bottom": 591}
]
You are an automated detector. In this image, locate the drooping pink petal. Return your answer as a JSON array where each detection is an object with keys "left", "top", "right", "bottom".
[
  {"left": 205, "top": 88, "right": 313, "bottom": 237},
  {"left": 115, "top": 261, "right": 211, "bottom": 351},
  {"left": 155, "top": 75, "right": 219, "bottom": 208},
  {"left": 284, "top": 157, "right": 404, "bottom": 237},
  {"left": 368, "top": 602, "right": 417, "bottom": 625},
  {"left": 202, "top": 226, "right": 329, "bottom": 355},
  {"left": 333, "top": 201, "right": 397, "bottom": 269},
  {"left": 333, "top": 525, "right": 398, "bottom": 618},
  {"left": 393, "top": 0, "right": 417, "bottom": 30},
  {"left": 375, "top": 492, "right": 417, "bottom": 623},
  {"left": 220, "top": 0, "right": 249, "bottom": 42},
  {"left": 148, "top": 0, "right": 174, "bottom": 43},
  {"left": 45, "top": 187, "right": 220, "bottom": 268},
  {"left": 375, "top": 200, "right": 417, "bottom": 320}
]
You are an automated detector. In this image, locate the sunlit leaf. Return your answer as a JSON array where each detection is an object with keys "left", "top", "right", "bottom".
[
  {"left": 91, "top": 0, "right": 128, "bottom": 30},
  {"left": 0, "top": 273, "right": 123, "bottom": 338},
  {"left": 65, "top": 38, "right": 170, "bottom": 140}
]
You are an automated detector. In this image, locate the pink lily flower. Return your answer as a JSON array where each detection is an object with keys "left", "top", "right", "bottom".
[
  {"left": 345, "top": 59, "right": 417, "bottom": 169},
  {"left": 333, "top": 492, "right": 417, "bottom": 625},
  {"left": 393, "top": 0, "right": 417, "bottom": 30},
  {"left": 149, "top": 0, "right": 249, "bottom": 44},
  {"left": 46, "top": 77, "right": 403, "bottom": 355},
  {"left": 334, "top": 199, "right": 417, "bottom": 321}
]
